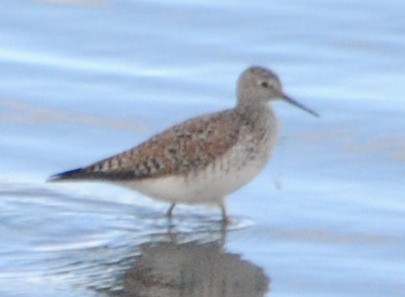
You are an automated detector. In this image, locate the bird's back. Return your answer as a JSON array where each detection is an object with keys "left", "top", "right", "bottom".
[{"left": 50, "top": 109, "right": 245, "bottom": 182}]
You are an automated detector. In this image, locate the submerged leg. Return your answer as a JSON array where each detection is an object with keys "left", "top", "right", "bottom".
[
  {"left": 166, "top": 203, "right": 176, "bottom": 218},
  {"left": 219, "top": 203, "right": 230, "bottom": 225}
]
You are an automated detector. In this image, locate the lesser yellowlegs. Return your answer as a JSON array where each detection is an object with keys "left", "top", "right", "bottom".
[{"left": 49, "top": 66, "right": 318, "bottom": 222}]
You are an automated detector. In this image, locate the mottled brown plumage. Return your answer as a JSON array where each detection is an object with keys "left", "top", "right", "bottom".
[{"left": 86, "top": 110, "right": 242, "bottom": 179}]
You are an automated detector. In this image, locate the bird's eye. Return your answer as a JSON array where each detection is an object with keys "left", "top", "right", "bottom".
[{"left": 261, "top": 81, "right": 268, "bottom": 88}]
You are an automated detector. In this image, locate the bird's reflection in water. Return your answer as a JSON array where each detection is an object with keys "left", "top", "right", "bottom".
[
  {"left": 111, "top": 221, "right": 270, "bottom": 297},
  {"left": 0, "top": 182, "right": 269, "bottom": 297}
]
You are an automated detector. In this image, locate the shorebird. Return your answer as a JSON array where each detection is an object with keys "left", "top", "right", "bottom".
[{"left": 49, "top": 66, "right": 318, "bottom": 222}]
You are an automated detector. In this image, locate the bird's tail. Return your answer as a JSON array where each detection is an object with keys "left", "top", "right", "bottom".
[{"left": 47, "top": 168, "right": 87, "bottom": 182}]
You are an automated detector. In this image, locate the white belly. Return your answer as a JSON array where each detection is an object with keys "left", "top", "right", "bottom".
[{"left": 122, "top": 156, "right": 263, "bottom": 205}]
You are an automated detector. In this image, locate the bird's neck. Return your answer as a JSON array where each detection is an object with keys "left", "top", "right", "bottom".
[
  {"left": 235, "top": 98, "right": 275, "bottom": 130},
  {"left": 236, "top": 96, "right": 270, "bottom": 115}
]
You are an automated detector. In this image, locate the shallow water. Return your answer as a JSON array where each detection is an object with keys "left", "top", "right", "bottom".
[{"left": 1, "top": 0, "right": 404, "bottom": 296}]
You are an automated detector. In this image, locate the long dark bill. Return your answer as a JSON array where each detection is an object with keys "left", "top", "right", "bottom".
[{"left": 282, "top": 94, "right": 320, "bottom": 117}]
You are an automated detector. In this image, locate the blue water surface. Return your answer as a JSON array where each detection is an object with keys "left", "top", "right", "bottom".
[{"left": 0, "top": 0, "right": 404, "bottom": 296}]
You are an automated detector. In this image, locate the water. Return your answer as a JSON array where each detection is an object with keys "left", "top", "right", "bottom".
[{"left": 1, "top": 0, "right": 404, "bottom": 296}]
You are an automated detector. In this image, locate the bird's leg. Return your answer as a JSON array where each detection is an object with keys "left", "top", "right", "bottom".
[
  {"left": 219, "top": 203, "right": 230, "bottom": 225},
  {"left": 166, "top": 203, "right": 176, "bottom": 218}
]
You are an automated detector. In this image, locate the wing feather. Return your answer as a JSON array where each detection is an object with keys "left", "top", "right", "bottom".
[{"left": 50, "top": 109, "right": 242, "bottom": 181}]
